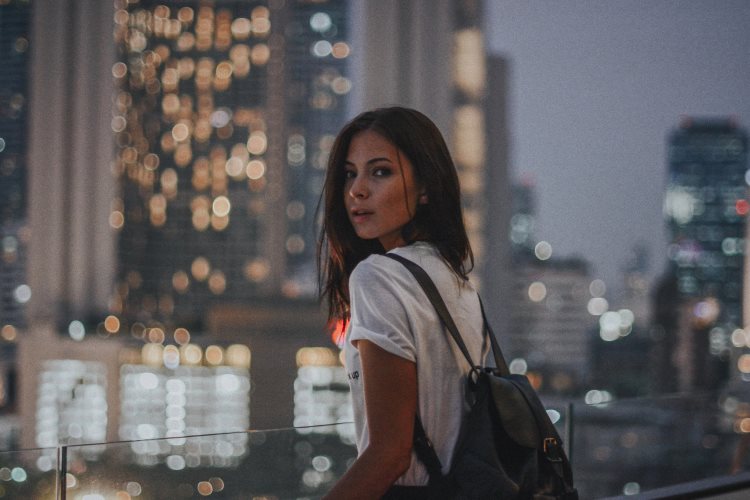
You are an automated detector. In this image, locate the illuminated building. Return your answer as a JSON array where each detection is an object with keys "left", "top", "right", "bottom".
[
  {"left": 588, "top": 245, "right": 655, "bottom": 398},
  {"left": 0, "top": 0, "right": 31, "bottom": 449},
  {"left": 293, "top": 347, "right": 352, "bottom": 443},
  {"left": 119, "top": 343, "right": 251, "bottom": 468},
  {"left": 507, "top": 255, "right": 596, "bottom": 395},
  {"left": 114, "top": 0, "right": 351, "bottom": 331},
  {"left": 35, "top": 360, "right": 108, "bottom": 465},
  {"left": 0, "top": 0, "right": 30, "bottom": 341},
  {"left": 0, "top": 0, "right": 30, "bottom": 333},
  {"left": 619, "top": 244, "right": 652, "bottom": 326},
  {"left": 663, "top": 117, "right": 748, "bottom": 390},
  {"left": 107, "top": 0, "right": 350, "bottom": 436}
]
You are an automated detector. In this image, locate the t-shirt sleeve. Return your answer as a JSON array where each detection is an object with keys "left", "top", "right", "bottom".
[{"left": 348, "top": 257, "right": 417, "bottom": 362}]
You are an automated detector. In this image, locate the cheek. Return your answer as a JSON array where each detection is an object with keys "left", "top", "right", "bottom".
[
  {"left": 390, "top": 193, "right": 418, "bottom": 220},
  {"left": 385, "top": 190, "right": 409, "bottom": 212}
]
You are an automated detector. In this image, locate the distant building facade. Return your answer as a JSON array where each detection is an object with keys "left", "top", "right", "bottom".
[
  {"left": 588, "top": 244, "right": 655, "bottom": 398},
  {"left": 662, "top": 117, "right": 748, "bottom": 391},
  {"left": 0, "top": 1, "right": 31, "bottom": 444},
  {"left": 114, "top": 0, "right": 351, "bottom": 333},
  {"left": 0, "top": 1, "right": 30, "bottom": 336},
  {"left": 507, "top": 255, "right": 595, "bottom": 395}
]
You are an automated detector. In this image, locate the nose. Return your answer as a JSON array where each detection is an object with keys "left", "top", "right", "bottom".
[{"left": 348, "top": 175, "right": 368, "bottom": 199}]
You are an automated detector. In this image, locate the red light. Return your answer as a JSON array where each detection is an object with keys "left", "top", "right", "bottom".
[
  {"left": 329, "top": 319, "right": 347, "bottom": 347},
  {"left": 736, "top": 199, "right": 749, "bottom": 216}
]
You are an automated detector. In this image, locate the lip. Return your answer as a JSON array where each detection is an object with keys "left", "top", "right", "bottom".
[{"left": 349, "top": 208, "right": 373, "bottom": 223}]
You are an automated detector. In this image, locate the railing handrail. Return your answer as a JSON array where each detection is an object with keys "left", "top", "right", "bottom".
[
  {"left": 0, "top": 421, "right": 356, "bottom": 453},
  {"left": 600, "top": 471, "right": 750, "bottom": 499}
]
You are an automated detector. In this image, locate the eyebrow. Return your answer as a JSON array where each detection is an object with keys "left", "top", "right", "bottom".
[{"left": 344, "top": 156, "right": 394, "bottom": 166}]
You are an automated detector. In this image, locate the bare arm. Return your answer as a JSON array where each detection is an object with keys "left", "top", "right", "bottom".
[{"left": 324, "top": 340, "right": 418, "bottom": 499}]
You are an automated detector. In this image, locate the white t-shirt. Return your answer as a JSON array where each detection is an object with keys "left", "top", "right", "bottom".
[{"left": 344, "top": 241, "right": 489, "bottom": 486}]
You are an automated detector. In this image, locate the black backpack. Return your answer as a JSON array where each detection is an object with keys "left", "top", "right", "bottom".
[{"left": 387, "top": 254, "right": 578, "bottom": 500}]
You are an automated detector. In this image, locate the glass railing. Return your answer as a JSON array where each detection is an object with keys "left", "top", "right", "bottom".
[
  {"left": 59, "top": 423, "right": 356, "bottom": 500},
  {"left": 4, "top": 394, "right": 750, "bottom": 499},
  {"left": 0, "top": 447, "right": 59, "bottom": 499},
  {"left": 567, "top": 393, "right": 745, "bottom": 498}
]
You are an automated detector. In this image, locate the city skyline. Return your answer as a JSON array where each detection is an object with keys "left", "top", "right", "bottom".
[
  {"left": 486, "top": 0, "right": 750, "bottom": 296},
  {"left": 1, "top": 2, "right": 749, "bottom": 496},
  {"left": 8, "top": 0, "right": 496, "bottom": 449}
]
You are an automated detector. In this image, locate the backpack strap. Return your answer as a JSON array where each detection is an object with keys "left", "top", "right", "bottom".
[
  {"left": 385, "top": 253, "right": 510, "bottom": 375},
  {"left": 385, "top": 253, "right": 476, "bottom": 367},
  {"left": 477, "top": 296, "right": 511, "bottom": 376},
  {"left": 412, "top": 415, "right": 445, "bottom": 485}
]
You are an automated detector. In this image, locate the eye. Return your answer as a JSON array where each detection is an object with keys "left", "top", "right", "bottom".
[
  {"left": 344, "top": 169, "right": 356, "bottom": 179},
  {"left": 372, "top": 167, "right": 392, "bottom": 177}
]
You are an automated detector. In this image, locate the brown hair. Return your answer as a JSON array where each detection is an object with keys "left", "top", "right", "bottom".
[{"left": 318, "top": 107, "right": 473, "bottom": 321}]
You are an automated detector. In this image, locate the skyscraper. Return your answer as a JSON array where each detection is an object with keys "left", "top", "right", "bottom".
[
  {"left": 663, "top": 117, "right": 748, "bottom": 390},
  {"left": 0, "top": 0, "right": 31, "bottom": 444},
  {"left": 114, "top": 0, "right": 350, "bottom": 332},
  {"left": 0, "top": 0, "right": 31, "bottom": 335},
  {"left": 507, "top": 254, "right": 595, "bottom": 395}
]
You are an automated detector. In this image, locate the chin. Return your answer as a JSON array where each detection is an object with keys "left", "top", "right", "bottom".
[{"left": 352, "top": 227, "right": 375, "bottom": 240}]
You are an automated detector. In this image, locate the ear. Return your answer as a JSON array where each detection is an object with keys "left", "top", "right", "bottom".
[{"left": 419, "top": 193, "right": 428, "bottom": 204}]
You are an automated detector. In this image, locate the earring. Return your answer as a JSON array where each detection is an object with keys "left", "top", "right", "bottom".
[{"left": 419, "top": 194, "right": 428, "bottom": 204}]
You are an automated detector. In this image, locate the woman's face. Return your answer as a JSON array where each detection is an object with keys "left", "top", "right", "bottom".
[{"left": 343, "top": 130, "right": 423, "bottom": 251}]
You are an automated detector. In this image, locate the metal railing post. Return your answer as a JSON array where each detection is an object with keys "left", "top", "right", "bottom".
[
  {"left": 564, "top": 402, "right": 574, "bottom": 467},
  {"left": 58, "top": 445, "right": 67, "bottom": 500}
]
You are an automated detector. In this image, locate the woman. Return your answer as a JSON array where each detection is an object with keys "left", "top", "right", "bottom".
[{"left": 318, "top": 107, "right": 489, "bottom": 499}]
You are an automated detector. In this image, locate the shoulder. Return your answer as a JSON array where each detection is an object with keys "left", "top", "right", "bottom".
[
  {"left": 349, "top": 254, "right": 411, "bottom": 305},
  {"left": 388, "top": 241, "right": 443, "bottom": 268},
  {"left": 350, "top": 242, "right": 444, "bottom": 288},
  {"left": 350, "top": 253, "right": 397, "bottom": 282}
]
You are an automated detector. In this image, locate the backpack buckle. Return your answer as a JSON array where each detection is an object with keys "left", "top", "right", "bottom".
[{"left": 543, "top": 437, "right": 563, "bottom": 463}]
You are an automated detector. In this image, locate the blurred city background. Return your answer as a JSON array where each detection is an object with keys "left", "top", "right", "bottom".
[{"left": 0, "top": 0, "right": 749, "bottom": 498}]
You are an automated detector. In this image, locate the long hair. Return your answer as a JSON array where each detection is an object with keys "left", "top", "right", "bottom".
[{"left": 317, "top": 107, "right": 474, "bottom": 321}]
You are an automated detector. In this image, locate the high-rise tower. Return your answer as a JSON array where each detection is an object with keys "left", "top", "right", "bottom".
[
  {"left": 0, "top": 0, "right": 31, "bottom": 434},
  {"left": 0, "top": 1, "right": 31, "bottom": 336},
  {"left": 663, "top": 117, "right": 748, "bottom": 390},
  {"left": 114, "top": 1, "right": 350, "bottom": 332}
]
